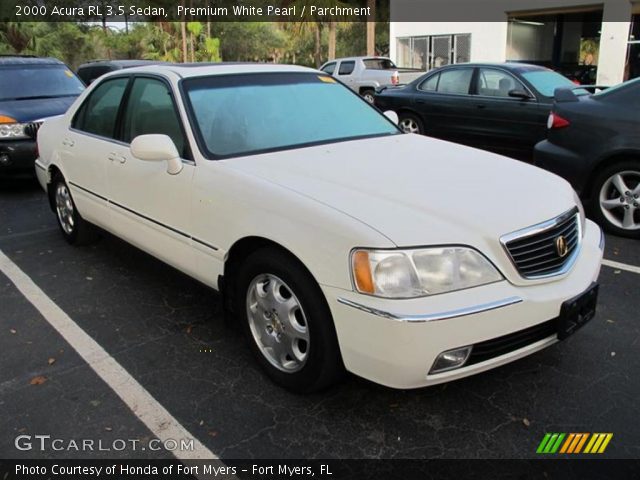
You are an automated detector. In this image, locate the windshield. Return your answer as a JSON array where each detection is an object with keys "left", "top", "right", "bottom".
[
  {"left": 521, "top": 70, "right": 588, "bottom": 97},
  {"left": 184, "top": 72, "right": 400, "bottom": 158},
  {"left": 0, "top": 65, "right": 85, "bottom": 101},
  {"left": 363, "top": 58, "right": 397, "bottom": 70}
]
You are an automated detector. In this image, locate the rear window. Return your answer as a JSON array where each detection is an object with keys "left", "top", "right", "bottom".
[
  {"left": 338, "top": 61, "right": 355, "bottom": 75},
  {"left": 520, "top": 70, "right": 588, "bottom": 97},
  {"left": 0, "top": 65, "right": 85, "bottom": 101},
  {"left": 363, "top": 59, "right": 397, "bottom": 70}
]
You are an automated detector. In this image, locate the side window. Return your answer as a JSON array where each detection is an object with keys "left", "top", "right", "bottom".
[
  {"left": 436, "top": 68, "right": 473, "bottom": 95},
  {"left": 477, "top": 68, "right": 524, "bottom": 97},
  {"left": 122, "top": 77, "right": 187, "bottom": 158},
  {"left": 418, "top": 73, "right": 439, "bottom": 92},
  {"left": 321, "top": 62, "right": 336, "bottom": 75},
  {"left": 338, "top": 61, "right": 355, "bottom": 76},
  {"left": 73, "top": 77, "right": 128, "bottom": 139}
]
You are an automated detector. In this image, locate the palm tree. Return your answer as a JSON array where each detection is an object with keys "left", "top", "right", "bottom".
[
  {"left": 0, "top": 22, "right": 34, "bottom": 53},
  {"left": 366, "top": 0, "right": 376, "bottom": 56}
]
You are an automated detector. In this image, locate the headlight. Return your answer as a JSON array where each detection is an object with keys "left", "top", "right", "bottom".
[
  {"left": 0, "top": 118, "right": 28, "bottom": 140},
  {"left": 351, "top": 247, "right": 503, "bottom": 298}
]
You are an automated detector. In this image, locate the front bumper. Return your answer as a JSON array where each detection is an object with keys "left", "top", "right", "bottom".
[
  {"left": 0, "top": 139, "right": 38, "bottom": 178},
  {"left": 322, "top": 219, "right": 603, "bottom": 389}
]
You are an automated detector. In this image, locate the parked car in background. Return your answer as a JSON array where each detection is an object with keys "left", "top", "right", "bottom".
[
  {"left": 375, "top": 63, "right": 588, "bottom": 161},
  {"left": 534, "top": 78, "right": 640, "bottom": 238},
  {"left": 77, "top": 59, "right": 166, "bottom": 85},
  {"left": 0, "top": 56, "right": 84, "bottom": 178},
  {"left": 36, "top": 63, "right": 602, "bottom": 393},
  {"left": 319, "top": 56, "right": 423, "bottom": 103}
]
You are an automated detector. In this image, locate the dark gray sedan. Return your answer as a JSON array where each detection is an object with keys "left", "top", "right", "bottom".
[
  {"left": 535, "top": 78, "right": 640, "bottom": 238},
  {"left": 374, "top": 62, "right": 583, "bottom": 161}
]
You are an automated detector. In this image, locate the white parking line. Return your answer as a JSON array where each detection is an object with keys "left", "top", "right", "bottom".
[
  {"left": 0, "top": 249, "right": 217, "bottom": 462},
  {"left": 602, "top": 259, "right": 640, "bottom": 275}
]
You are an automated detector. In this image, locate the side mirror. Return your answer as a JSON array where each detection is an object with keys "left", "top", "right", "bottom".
[
  {"left": 508, "top": 89, "right": 533, "bottom": 100},
  {"left": 384, "top": 110, "right": 399, "bottom": 125},
  {"left": 130, "top": 134, "right": 183, "bottom": 175}
]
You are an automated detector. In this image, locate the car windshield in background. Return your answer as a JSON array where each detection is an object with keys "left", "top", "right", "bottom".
[
  {"left": 363, "top": 58, "right": 396, "bottom": 70},
  {"left": 0, "top": 65, "right": 85, "bottom": 101},
  {"left": 520, "top": 70, "right": 589, "bottom": 97},
  {"left": 184, "top": 72, "right": 399, "bottom": 158}
]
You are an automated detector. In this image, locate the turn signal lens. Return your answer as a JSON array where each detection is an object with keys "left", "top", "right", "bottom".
[
  {"left": 0, "top": 116, "right": 18, "bottom": 125},
  {"left": 352, "top": 250, "right": 374, "bottom": 294}
]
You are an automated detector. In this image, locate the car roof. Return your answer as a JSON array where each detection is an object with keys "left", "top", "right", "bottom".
[
  {"left": 435, "top": 62, "right": 550, "bottom": 72},
  {"left": 103, "top": 62, "right": 318, "bottom": 78},
  {"left": 0, "top": 56, "right": 65, "bottom": 66},
  {"left": 78, "top": 59, "right": 165, "bottom": 69}
]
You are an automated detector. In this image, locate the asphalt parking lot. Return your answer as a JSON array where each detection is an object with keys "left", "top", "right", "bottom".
[{"left": 1, "top": 179, "right": 639, "bottom": 461}]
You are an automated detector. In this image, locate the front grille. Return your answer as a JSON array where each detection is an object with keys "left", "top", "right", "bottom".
[
  {"left": 502, "top": 209, "right": 581, "bottom": 279},
  {"left": 466, "top": 319, "right": 557, "bottom": 366}
]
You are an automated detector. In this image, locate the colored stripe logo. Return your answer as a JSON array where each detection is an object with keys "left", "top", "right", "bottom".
[{"left": 537, "top": 433, "right": 613, "bottom": 454}]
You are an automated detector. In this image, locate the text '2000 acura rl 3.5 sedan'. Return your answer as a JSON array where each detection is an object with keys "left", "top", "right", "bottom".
[{"left": 35, "top": 64, "right": 604, "bottom": 393}]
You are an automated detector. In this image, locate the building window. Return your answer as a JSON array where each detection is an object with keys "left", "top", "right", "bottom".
[{"left": 396, "top": 34, "right": 471, "bottom": 71}]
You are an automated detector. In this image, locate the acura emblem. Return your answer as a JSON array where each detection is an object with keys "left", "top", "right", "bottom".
[{"left": 555, "top": 235, "right": 569, "bottom": 258}]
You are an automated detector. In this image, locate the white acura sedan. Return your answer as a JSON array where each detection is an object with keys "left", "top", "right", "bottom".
[{"left": 36, "top": 64, "right": 603, "bottom": 392}]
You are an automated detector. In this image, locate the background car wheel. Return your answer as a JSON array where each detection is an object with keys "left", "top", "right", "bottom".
[
  {"left": 51, "top": 174, "right": 99, "bottom": 245},
  {"left": 361, "top": 89, "right": 375, "bottom": 104},
  {"left": 589, "top": 160, "right": 640, "bottom": 238},
  {"left": 398, "top": 113, "right": 423, "bottom": 134},
  {"left": 235, "top": 247, "right": 343, "bottom": 393}
]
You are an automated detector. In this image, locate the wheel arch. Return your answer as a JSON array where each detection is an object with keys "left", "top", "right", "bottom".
[
  {"left": 221, "top": 236, "right": 327, "bottom": 315},
  {"left": 46, "top": 164, "right": 63, "bottom": 212}
]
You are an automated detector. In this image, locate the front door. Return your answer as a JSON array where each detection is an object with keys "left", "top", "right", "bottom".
[
  {"left": 470, "top": 67, "right": 546, "bottom": 160},
  {"left": 107, "top": 75, "right": 196, "bottom": 274}
]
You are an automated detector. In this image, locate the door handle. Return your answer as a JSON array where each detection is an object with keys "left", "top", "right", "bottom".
[
  {"left": 476, "top": 104, "right": 487, "bottom": 109},
  {"left": 62, "top": 138, "right": 75, "bottom": 147},
  {"left": 108, "top": 153, "right": 117, "bottom": 162}
]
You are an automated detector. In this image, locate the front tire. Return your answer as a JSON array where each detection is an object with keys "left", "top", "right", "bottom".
[
  {"left": 589, "top": 160, "right": 640, "bottom": 238},
  {"left": 361, "top": 89, "right": 375, "bottom": 104},
  {"left": 235, "top": 247, "right": 343, "bottom": 393},
  {"left": 51, "top": 174, "right": 99, "bottom": 245},
  {"left": 398, "top": 112, "right": 424, "bottom": 135}
]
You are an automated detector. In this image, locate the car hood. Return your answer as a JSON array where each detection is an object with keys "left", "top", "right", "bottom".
[
  {"left": 223, "top": 134, "right": 576, "bottom": 248},
  {"left": 0, "top": 96, "right": 78, "bottom": 123}
]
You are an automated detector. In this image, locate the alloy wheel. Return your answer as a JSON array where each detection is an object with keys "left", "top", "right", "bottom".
[
  {"left": 399, "top": 118, "right": 420, "bottom": 134},
  {"left": 246, "top": 273, "right": 309, "bottom": 373},
  {"left": 55, "top": 183, "right": 75, "bottom": 235},
  {"left": 599, "top": 171, "right": 640, "bottom": 231}
]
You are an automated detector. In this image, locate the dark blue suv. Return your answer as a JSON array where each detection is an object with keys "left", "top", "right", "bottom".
[{"left": 0, "top": 56, "right": 85, "bottom": 178}]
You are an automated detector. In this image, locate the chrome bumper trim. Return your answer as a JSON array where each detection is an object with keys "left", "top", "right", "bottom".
[{"left": 337, "top": 296, "right": 523, "bottom": 323}]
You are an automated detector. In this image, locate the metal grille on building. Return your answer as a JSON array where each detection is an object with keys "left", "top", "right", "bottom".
[{"left": 396, "top": 34, "right": 471, "bottom": 70}]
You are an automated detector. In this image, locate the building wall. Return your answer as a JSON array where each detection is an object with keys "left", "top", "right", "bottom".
[{"left": 390, "top": 0, "right": 634, "bottom": 85}]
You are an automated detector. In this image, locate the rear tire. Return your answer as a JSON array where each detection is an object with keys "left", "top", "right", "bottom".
[
  {"left": 51, "top": 173, "right": 99, "bottom": 245},
  {"left": 589, "top": 160, "right": 640, "bottom": 239},
  {"left": 234, "top": 247, "right": 343, "bottom": 393},
  {"left": 398, "top": 112, "right": 424, "bottom": 135}
]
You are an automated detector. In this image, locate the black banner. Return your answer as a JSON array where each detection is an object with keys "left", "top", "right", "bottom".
[{"left": 1, "top": 459, "right": 640, "bottom": 480}]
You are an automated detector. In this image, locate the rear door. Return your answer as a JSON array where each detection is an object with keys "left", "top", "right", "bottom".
[
  {"left": 336, "top": 60, "right": 356, "bottom": 90},
  {"left": 63, "top": 76, "right": 129, "bottom": 227},
  {"left": 470, "top": 67, "right": 546, "bottom": 159}
]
